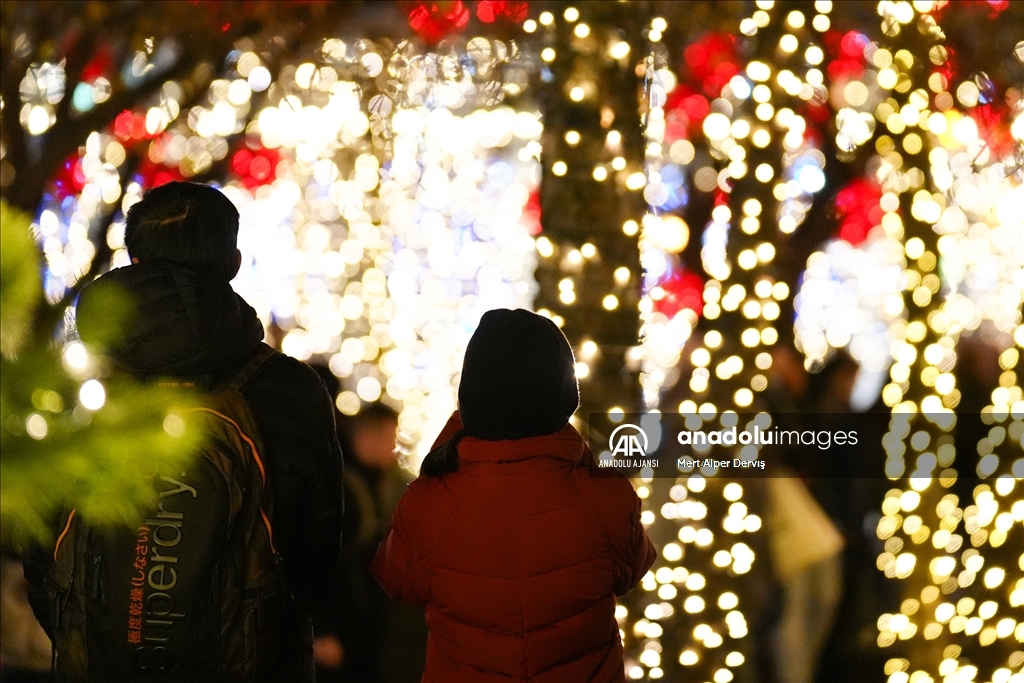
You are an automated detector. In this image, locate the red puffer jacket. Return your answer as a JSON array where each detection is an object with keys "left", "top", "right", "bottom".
[{"left": 372, "top": 413, "right": 656, "bottom": 682}]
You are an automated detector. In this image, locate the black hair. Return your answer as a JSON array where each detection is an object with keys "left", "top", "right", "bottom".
[
  {"left": 124, "top": 182, "right": 240, "bottom": 279},
  {"left": 419, "top": 430, "right": 465, "bottom": 477}
]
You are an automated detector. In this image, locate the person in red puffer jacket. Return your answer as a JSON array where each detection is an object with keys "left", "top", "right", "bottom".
[{"left": 372, "top": 308, "right": 656, "bottom": 683}]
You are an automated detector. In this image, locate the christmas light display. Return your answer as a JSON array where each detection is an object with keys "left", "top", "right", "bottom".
[
  {"left": 622, "top": 1, "right": 834, "bottom": 680},
  {"left": 636, "top": 38, "right": 698, "bottom": 410},
  {"left": 794, "top": 231, "right": 905, "bottom": 378},
  {"left": 854, "top": 2, "right": 1024, "bottom": 682},
  {"left": 791, "top": 19, "right": 1024, "bottom": 672},
  {"left": 528, "top": 4, "right": 647, "bottom": 421},
  {"left": 3, "top": 3, "right": 1024, "bottom": 681},
  {"left": 919, "top": 150, "right": 1024, "bottom": 683},
  {"left": 230, "top": 98, "right": 543, "bottom": 459},
  {"left": 30, "top": 21, "right": 544, "bottom": 460}
]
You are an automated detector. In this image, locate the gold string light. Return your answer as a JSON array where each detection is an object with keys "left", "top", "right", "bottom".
[
  {"left": 870, "top": 0, "right": 965, "bottom": 672},
  {"left": 530, "top": 5, "right": 646, "bottom": 423},
  {"left": 231, "top": 51, "right": 544, "bottom": 464},
  {"left": 867, "top": 3, "right": 1024, "bottom": 682},
  {"left": 874, "top": 11, "right": 1024, "bottom": 672},
  {"left": 623, "top": 2, "right": 831, "bottom": 680}
]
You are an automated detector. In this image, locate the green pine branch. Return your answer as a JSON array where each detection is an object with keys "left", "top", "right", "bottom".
[{"left": 0, "top": 201, "right": 203, "bottom": 548}]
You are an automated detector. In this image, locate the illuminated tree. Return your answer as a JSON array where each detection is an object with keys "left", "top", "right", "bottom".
[
  {"left": 622, "top": 1, "right": 835, "bottom": 680},
  {"left": 528, "top": 3, "right": 648, "bottom": 421},
  {"left": 867, "top": 3, "right": 1024, "bottom": 679}
]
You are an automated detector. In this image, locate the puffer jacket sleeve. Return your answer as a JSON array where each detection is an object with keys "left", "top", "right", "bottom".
[
  {"left": 616, "top": 489, "right": 657, "bottom": 596},
  {"left": 373, "top": 412, "right": 468, "bottom": 608},
  {"left": 371, "top": 483, "right": 430, "bottom": 607},
  {"left": 577, "top": 442, "right": 656, "bottom": 596}
]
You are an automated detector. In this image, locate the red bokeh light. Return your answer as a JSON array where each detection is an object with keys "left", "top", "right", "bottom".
[
  {"left": 521, "top": 189, "right": 542, "bottom": 235},
  {"left": 476, "top": 0, "right": 529, "bottom": 23},
  {"left": 653, "top": 268, "right": 704, "bottom": 318},
  {"left": 406, "top": 1, "right": 470, "bottom": 44},
  {"left": 136, "top": 157, "right": 185, "bottom": 189},
  {"left": 113, "top": 110, "right": 156, "bottom": 141},
  {"left": 681, "top": 33, "right": 741, "bottom": 98},
  {"left": 231, "top": 145, "right": 282, "bottom": 190},
  {"left": 840, "top": 31, "right": 869, "bottom": 58},
  {"left": 53, "top": 154, "right": 87, "bottom": 199},
  {"left": 834, "top": 178, "right": 883, "bottom": 246},
  {"left": 80, "top": 45, "right": 113, "bottom": 83},
  {"left": 664, "top": 86, "right": 710, "bottom": 140}
]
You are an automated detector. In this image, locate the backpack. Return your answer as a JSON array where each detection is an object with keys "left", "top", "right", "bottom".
[{"left": 46, "top": 345, "right": 284, "bottom": 682}]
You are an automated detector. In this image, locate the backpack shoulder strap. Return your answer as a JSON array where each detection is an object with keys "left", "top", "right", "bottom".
[{"left": 225, "top": 344, "right": 279, "bottom": 394}]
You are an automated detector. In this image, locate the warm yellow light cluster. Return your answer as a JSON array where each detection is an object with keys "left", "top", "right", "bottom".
[
  {"left": 19, "top": 61, "right": 68, "bottom": 135},
  {"left": 638, "top": 48, "right": 695, "bottom": 408},
  {"left": 536, "top": 7, "right": 650, "bottom": 192},
  {"left": 624, "top": 3, "right": 833, "bottom": 681},
  {"left": 871, "top": 3, "right": 962, "bottom": 668},
  {"left": 35, "top": 131, "right": 129, "bottom": 297},
  {"left": 871, "top": 2, "right": 1024, "bottom": 681},
  {"left": 685, "top": 0, "right": 828, "bottom": 412},
  {"left": 233, "top": 100, "right": 543, "bottom": 462},
  {"left": 530, "top": 9, "right": 654, "bottom": 418},
  {"left": 37, "top": 35, "right": 544, "bottom": 463}
]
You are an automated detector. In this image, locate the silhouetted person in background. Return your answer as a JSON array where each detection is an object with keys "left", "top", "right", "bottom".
[{"left": 313, "top": 398, "right": 426, "bottom": 683}]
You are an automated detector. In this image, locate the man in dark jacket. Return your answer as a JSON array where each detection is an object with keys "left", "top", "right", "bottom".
[{"left": 24, "top": 182, "right": 344, "bottom": 682}]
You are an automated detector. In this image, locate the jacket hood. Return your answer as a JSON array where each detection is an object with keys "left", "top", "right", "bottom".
[{"left": 75, "top": 260, "right": 264, "bottom": 378}]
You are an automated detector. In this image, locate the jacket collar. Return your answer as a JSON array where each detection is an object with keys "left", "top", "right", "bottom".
[
  {"left": 457, "top": 422, "right": 585, "bottom": 466},
  {"left": 76, "top": 260, "right": 264, "bottom": 379}
]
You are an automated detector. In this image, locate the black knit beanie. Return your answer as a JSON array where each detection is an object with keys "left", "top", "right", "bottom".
[{"left": 458, "top": 308, "right": 580, "bottom": 440}]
